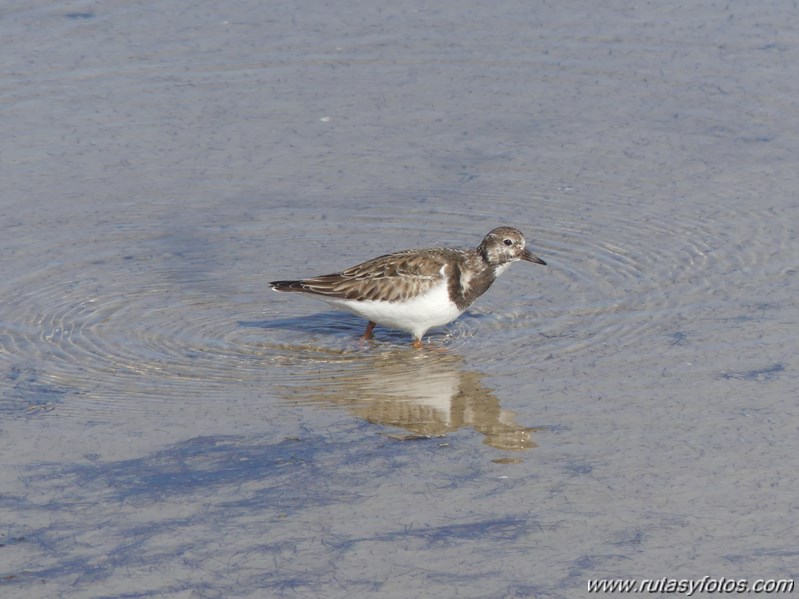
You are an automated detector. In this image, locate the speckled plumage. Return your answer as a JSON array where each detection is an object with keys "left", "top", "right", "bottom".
[{"left": 270, "top": 227, "right": 546, "bottom": 346}]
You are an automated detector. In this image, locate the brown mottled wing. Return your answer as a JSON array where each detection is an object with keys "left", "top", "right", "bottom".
[{"left": 271, "top": 249, "right": 461, "bottom": 302}]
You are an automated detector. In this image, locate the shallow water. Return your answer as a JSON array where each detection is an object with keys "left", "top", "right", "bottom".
[{"left": 2, "top": 1, "right": 799, "bottom": 597}]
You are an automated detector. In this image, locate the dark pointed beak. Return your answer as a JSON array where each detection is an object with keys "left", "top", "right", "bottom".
[{"left": 521, "top": 248, "right": 547, "bottom": 265}]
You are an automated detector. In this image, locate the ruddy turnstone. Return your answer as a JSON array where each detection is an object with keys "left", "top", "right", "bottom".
[{"left": 270, "top": 226, "right": 546, "bottom": 347}]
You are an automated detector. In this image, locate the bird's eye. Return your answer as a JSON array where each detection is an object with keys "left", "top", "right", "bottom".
[{"left": 503, "top": 239, "right": 513, "bottom": 246}]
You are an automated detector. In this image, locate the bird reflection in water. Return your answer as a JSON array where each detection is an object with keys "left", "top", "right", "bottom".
[{"left": 280, "top": 349, "right": 542, "bottom": 451}]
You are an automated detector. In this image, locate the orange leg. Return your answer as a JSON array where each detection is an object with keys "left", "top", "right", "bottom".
[
  {"left": 412, "top": 338, "right": 423, "bottom": 348},
  {"left": 362, "top": 321, "right": 376, "bottom": 340}
]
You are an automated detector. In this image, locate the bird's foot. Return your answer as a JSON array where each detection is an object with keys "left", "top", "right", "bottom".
[{"left": 361, "top": 321, "right": 376, "bottom": 340}]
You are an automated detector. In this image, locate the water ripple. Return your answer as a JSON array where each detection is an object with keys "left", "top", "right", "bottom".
[{"left": 1, "top": 187, "right": 791, "bottom": 421}]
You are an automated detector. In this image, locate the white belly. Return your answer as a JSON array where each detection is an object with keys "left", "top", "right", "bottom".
[{"left": 322, "top": 280, "right": 463, "bottom": 339}]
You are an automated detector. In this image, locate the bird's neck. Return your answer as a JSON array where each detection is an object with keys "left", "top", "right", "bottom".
[{"left": 447, "top": 252, "right": 500, "bottom": 310}]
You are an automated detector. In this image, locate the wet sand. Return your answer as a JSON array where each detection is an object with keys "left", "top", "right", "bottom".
[{"left": 2, "top": 1, "right": 798, "bottom": 597}]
